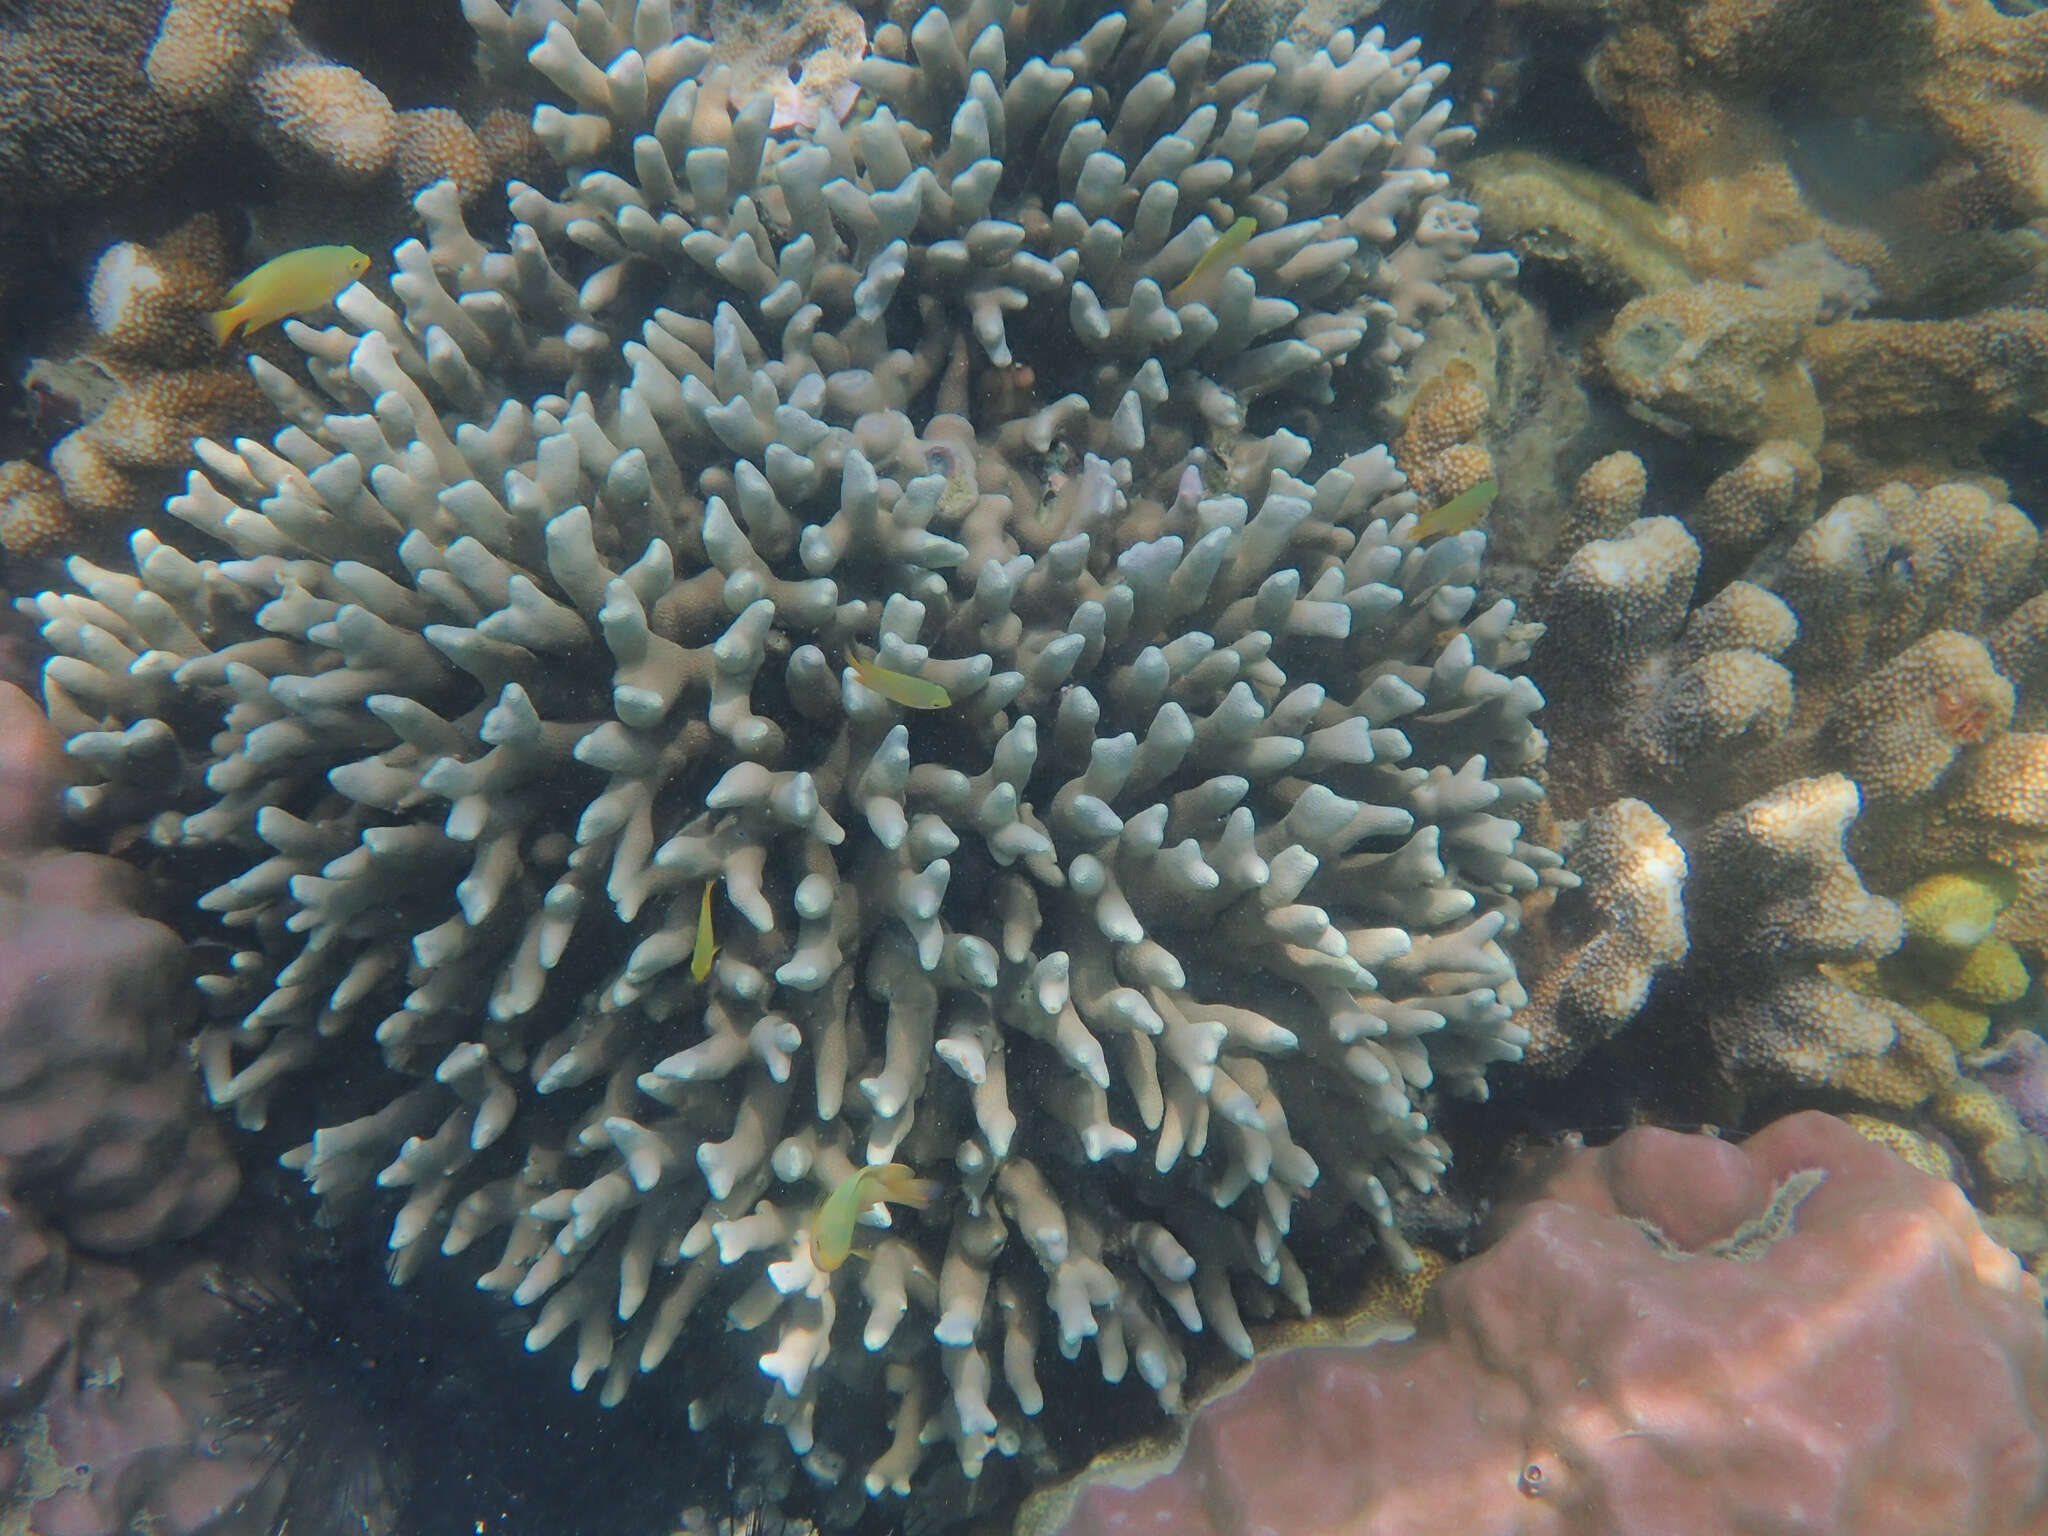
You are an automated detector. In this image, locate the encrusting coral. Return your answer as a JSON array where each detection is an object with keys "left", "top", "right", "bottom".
[
  {"left": 1596, "top": 278, "right": 1824, "bottom": 448},
  {"left": 26, "top": 0, "right": 1544, "bottom": 1509},
  {"left": 1587, "top": 271, "right": 2048, "bottom": 482},
  {"left": 0, "top": 1206, "right": 287, "bottom": 1536},
  {"left": 1542, "top": 0, "right": 2048, "bottom": 291},
  {"left": 1025, "top": 1111, "right": 2048, "bottom": 1536}
]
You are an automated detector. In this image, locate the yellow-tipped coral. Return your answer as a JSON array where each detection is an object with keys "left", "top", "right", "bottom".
[
  {"left": 1840, "top": 1113, "right": 1957, "bottom": 1181},
  {"left": 1949, "top": 939, "right": 2033, "bottom": 1010},
  {"left": 1902, "top": 867, "right": 2020, "bottom": 952},
  {"left": 1878, "top": 866, "right": 2035, "bottom": 1048},
  {"left": 1910, "top": 995, "right": 1994, "bottom": 1053}
]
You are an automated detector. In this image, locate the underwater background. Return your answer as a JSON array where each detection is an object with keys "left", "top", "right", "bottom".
[{"left": 3, "top": 0, "right": 2048, "bottom": 1532}]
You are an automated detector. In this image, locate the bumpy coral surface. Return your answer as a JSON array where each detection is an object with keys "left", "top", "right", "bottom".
[
  {"left": 1528, "top": 451, "right": 2048, "bottom": 1109},
  {"left": 1689, "top": 774, "right": 1961, "bottom": 1108},
  {"left": 0, "top": 683, "right": 274, "bottom": 1535},
  {"left": 143, "top": 0, "right": 527, "bottom": 204},
  {"left": 0, "top": 0, "right": 207, "bottom": 207},
  {"left": 0, "top": 681, "right": 239, "bottom": 1253},
  {"left": 145, "top": 0, "right": 295, "bottom": 109},
  {"left": 1516, "top": 796, "right": 1685, "bottom": 1074},
  {"left": 0, "top": 1203, "right": 285, "bottom": 1536},
  {"left": 1, "top": 217, "right": 271, "bottom": 560},
  {"left": 29, "top": 0, "right": 1539, "bottom": 1504},
  {"left": 1026, "top": 1111, "right": 2048, "bottom": 1536}
]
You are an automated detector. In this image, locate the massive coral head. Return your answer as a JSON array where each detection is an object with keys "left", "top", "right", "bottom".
[{"left": 1031, "top": 1111, "right": 2048, "bottom": 1536}]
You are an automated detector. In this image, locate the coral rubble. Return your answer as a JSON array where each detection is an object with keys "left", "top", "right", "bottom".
[
  {"left": 26, "top": 0, "right": 1543, "bottom": 1508},
  {"left": 1025, "top": 1112, "right": 2048, "bottom": 1536}
]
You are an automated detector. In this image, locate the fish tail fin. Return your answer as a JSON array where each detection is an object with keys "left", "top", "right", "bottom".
[
  {"left": 878, "top": 1168, "right": 941, "bottom": 1209},
  {"left": 208, "top": 306, "right": 245, "bottom": 346}
]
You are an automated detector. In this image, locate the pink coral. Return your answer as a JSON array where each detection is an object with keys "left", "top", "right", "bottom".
[
  {"left": 0, "top": 683, "right": 282, "bottom": 1532},
  {"left": 0, "top": 1199, "right": 280, "bottom": 1536},
  {"left": 0, "top": 683, "right": 237, "bottom": 1251},
  {"left": 1975, "top": 1029, "right": 2048, "bottom": 1142},
  {"left": 1034, "top": 1112, "right": 2048, "bottom": 1536}
]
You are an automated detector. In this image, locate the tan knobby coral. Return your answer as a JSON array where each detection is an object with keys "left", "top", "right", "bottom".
[
  {"left": 0, "top": 217, "right": 270, "bottom": 560},
  {"left": 1529, "top": 456, "right": 2047, "bottom": 1111}
]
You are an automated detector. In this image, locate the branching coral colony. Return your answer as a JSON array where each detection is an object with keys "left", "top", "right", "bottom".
[{"left": 23, "top": 0, "right": 1546, "bottom": 1507}]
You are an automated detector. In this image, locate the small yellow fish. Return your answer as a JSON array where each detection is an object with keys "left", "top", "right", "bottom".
[
  {"left": 210, "top": 245, "right": 372, "bottom": 344},
  {"left": 849, "top": 647, "right": 951, "bottom": 710},
  {"left": 811, "top": 1163, "right": 941, "bottom": 1272},
  {"left": 1169, "top": 215, "right": 1258, "bottom": 308},
  {"left": 691, "top": 881, "right": 719, "bottom": 982},
  {"left": 1412, "top": 479, "right": 1498, "bottom": 542}
]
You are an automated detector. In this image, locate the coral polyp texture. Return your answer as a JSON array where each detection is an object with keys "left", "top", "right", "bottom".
[
  {"left": 141, "top": 0, "right": 535, "bottom": 205},
  {"left": 1024, "top": 1112, "right": 2048, "bottom": 1536},
  {"left": 1524, "top": 448, "right": 2048, "bottom": 1124},
  {"left": 2, "top": 216, "right": 271, "bottom": 561},
  {"left": 26, "top": 0, "right": 1541, "bottom": 1505}
]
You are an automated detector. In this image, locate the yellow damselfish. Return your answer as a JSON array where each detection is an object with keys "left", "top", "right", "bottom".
[
  {"left": 691, "top": 881, "right": 719, "bottom": 983},
  {"left": 1169, "top": 215, "right": 1258, "bottom": 308},
  {"left": 849, "top": 648, "right": 951, "bottom": 710},
  {"left": 810, "top": 1163, "right": 941, "bottom": 1272},
  {"left": 210, "top": 244, "right": 371, "bottom": 344},
  {"left": 1412, "top": 478, "right": 1498, "bottom": 542}
]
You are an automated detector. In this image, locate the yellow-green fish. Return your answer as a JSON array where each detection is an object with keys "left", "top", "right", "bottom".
[
  {"left": 1412, "top": 479, "right": 1498, "bottom": 542},
  {"left": 1169, "top": 215, "right": 1257, "bottom": 308},
  {"left": 849, "top": 648, "right": 951, "bottom": 710},
  {"left": 691, "top": 881, "right": 719, "bottom": 982},
  {"left": 210, "top": 245, "right": 371, "bottom": 344},
  {"left": 811, "top": 1163, "right": 941, "bottom": 1272}
]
